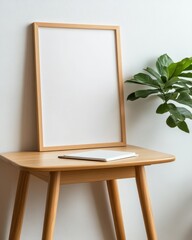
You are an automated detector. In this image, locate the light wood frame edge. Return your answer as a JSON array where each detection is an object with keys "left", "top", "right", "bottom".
[
  {"left": 33, "top": 22, "right": 126, "bottom": 152},
  {"left": 34, "top": 23, "right": 44, "bottom": 150}
]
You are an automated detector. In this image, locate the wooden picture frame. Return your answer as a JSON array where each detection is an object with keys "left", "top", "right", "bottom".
[{"left": 33, "top": 22, "right": 126, "bottom": 151}]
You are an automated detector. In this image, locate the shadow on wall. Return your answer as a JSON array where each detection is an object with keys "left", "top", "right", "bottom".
[
  {"left": 0, "top": 24, "right": 37, "bottom": 239},
  {"left": 160, "top": 188, "right": 192, "bottom": 240},
  {"left": 0, "top": 162, "right": 19, "bottom": 239},
  {"left": 90, "top": 182, "right": 116, "bottom": 240},
  {"left": 20, "top": 24, "right": 38, "bottom": 151},
  {"left": 172, "top": 193, "right": 192, "bottom": 240},
  {"left": 56, "top": 182, "right": 117, "bottom": 240}
]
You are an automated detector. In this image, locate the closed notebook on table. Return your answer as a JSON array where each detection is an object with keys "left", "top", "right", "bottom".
[{"left": 58, "top": 149, "right": 138, "bottom": 162}]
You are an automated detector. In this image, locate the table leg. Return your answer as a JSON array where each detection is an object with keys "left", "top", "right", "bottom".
[
  {"left": 107, "top": 180, "right": 126, "bottom": 240},
  {"left": 42, "top": 172, "right": 61, "bottom": 240},
  {"left": 9, "top": 170, "right": 30, "bottom": 240},
  {"left": 135, "top": 166, "right": 158, "bottom": 240}
]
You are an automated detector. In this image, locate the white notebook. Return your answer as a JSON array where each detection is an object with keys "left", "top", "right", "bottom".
[{"left": 58, "top": 149, "right": 138, "bottom": 162}]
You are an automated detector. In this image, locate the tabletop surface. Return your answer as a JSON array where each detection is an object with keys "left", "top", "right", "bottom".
[{"left": 0, "top": 145, "right": 175, "bottom": 172}]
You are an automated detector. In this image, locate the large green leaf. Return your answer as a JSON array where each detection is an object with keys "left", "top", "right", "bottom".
[
  {"left": 157, "top": 54, "right": 173, "bottom": 67},
  {"left": 156, "top": 64, "right": 168, "bottom": 78},
  {"left": 184, "top": 64, "right": 192, "bottom": 71},
  {"left": 173, "top": 87, "right": 190, "bottom": 93},
  {"left": 161, "top": 103, "right": 186, "bottom": 121},
  {"left": 172, "top": 92, "right": 192, "bottom": 108},
  {"left": 176, "top": 107, "right": 192, "bottom": 119},
  {"left": 167, "top": 63, "right": 177, "bottom": 79},
  {"left": 160, "top": 92, "right": 178, "bottom": 102},
  {"left": 156, "top": 103, "right": 169, "bottom": 114},
  {"left": 178, "top": 91, "right": 192, "bottom": 103},
  {"left": 125, "top": 79, "right": 147, "bottom": 85},
  {"left": 179, "top": 72, "right": 192, "bottom": 78},
  {"left": 169, "top": 108, "right": 185, "bottom": 121},
  {"left": 156, "top": 54, "right": 173, "bottom": 77},
  {"left": 178, "top": 121, "right": 189, "bottom": 133},
  {"left": 144, "top": 67, "right": 161, "bottom": 79},
  {"left": 127, "top": 89, "right": 159, "bottom": 101},
  {"left": 167, "top": 103, "right": 177, "bottom": 109},
  {"left": 166, "top": 115, "right": 177, "bottom": 128},
  {"left": 164, "top": 77, "right": 192, "bottom": 88},
  {"left": 164, "top": 77, "right": 181, "bottom": 88},
  {"left": 173, "top": 81, "right": 191, "bottom": 89},
  {"left": 135, "top": 89, "right": 160, "bottom": 98},
  {"left": 166, "top": 115, "right": 190, "bottom": 132},
  {"left": 127, "top": 92, "right": 139, "bottom": 101},
  {"left": 177, "top": 78, "right": 192, "bottom": 86},
  {"left": 172, "top": 57, "right": 192, "bottom": 77},
  {"left": 126, "top": 73, "right": 160, "bottom": 88}
]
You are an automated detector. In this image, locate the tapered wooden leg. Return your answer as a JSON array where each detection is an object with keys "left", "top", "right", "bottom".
[
  {"left": 9, "top": 170, "right": 30, "bottom": 240},
  {"left": 135, "top": 166, "right": 158, "bottom": 240},
  {"left": 42, "top": 172, "right": 61, "bottom": 240},
  {"left": 107, "top": 180, "right": 126, "bottom": 240}
]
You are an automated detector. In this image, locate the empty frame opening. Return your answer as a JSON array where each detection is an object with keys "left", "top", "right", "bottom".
[{"left": 34, "top": 23, "right": 126, "bottom": 151}]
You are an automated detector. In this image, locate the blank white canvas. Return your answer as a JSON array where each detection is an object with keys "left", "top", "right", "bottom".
[{"left": 38, "top": 27, "right": 121, "bottom": 147}]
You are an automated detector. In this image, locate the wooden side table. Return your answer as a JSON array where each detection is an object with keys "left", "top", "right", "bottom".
[{"left": 0, "top": 145, "right": 175, "bottom": 240}]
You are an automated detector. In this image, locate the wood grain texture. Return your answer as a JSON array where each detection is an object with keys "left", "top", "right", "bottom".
[
  {"left": 136, "top": 166, "right": 158, "bottom": 240},
  {"left": 60, "top": 167, "right": 135, "bottom": 184},
  {"left": 40, "top": 142, "right": 126, "bottom": 152},
  {"left": 34, "top": 22, "right": 120, "bottom": 30},
  {"left": 115, "top": 26, "right": 126, "bottom": 145},
  {"left": 107, "top": 180, "right": 126, "bottom": 240},
  {"left": 31, "top": 167, "right": 135, "bottom": 184},
  {"left": 33, "top": 22, "right": 43, "bottom": 151},
  {"left": 9, "top": 171, "right": 30, "bottom": 240},
  {"left": 0, "top": 145, "right": 175, "bottom": 172},
  {"left": 42, "top": 172, "right": 61, "bottom": 240}
]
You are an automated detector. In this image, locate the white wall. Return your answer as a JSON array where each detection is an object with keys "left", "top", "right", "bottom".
[{"left": 0, "top": 0, "right": 192, "bottom": 239}]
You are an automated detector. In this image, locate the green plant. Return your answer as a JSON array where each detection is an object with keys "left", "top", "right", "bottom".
[{"left": 125, "top": 54, "right": 192, "bottom": 133}]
